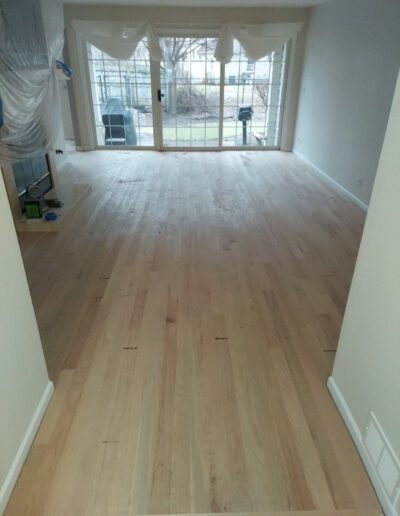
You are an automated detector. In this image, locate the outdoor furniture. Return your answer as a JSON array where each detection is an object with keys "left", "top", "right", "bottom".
[{"left": 101, "top": 97, "right": 137, "bottom": 146}]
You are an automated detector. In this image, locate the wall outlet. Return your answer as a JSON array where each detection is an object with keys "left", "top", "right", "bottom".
[
  {"left": 364, "top": 412, "right": 400, "bottom": 507},
  {"left": 395, "top": 489, "right": 400, "bottom": 514}
]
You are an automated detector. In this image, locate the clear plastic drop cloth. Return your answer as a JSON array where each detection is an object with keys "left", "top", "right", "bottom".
[{"left": 0, "top": 0, "right": 64, "bottom": 161}]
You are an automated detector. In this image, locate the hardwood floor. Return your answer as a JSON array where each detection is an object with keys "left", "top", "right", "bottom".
[{"left": 6, "top": 150, "right": 381, "bottom": 515}]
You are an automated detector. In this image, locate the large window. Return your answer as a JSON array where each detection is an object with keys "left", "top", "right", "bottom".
[{"left": 86, "top": 36, "right": 288, "bottom": 149}]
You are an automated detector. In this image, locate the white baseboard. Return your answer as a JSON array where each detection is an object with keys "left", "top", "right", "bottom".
[
  {"left": 327, "top": 377, "right": 397, "bottom": 516},
  {"left": 0, "top": 381, "right": 54, "bottom": 515},
  {"left": 293, "top": 149, "right": 369, "bottom": 212}
]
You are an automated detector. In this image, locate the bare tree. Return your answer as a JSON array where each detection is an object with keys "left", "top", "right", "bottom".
[
  {"left": 254, "top": 83, "right": 270, "bottom": 111},
  {"left": 160, "top": 38, "right": 206, "bottom": 114},
  {"left": 143, "top": 37, "right": 218, "bottom": 114}
]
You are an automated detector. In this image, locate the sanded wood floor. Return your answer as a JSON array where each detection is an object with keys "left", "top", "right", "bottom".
[{"left": 6, "top": 151, "right": 381, "bottom": 515}]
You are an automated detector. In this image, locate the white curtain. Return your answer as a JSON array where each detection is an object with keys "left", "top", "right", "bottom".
[
  {"left": 72, "top": 20, "right": 162, "bottom": 61},
  {"left": 215, "top": 22, "right": 303, "bottom": 63},
  {"left": 72, "top": 20, "right": 301, "bottom": 64}
]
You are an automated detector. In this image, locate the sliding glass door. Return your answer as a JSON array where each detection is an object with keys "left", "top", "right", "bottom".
[
  {"left": 86, "top": 34, "right": 288, "bottom": 150},
  {"left": 159, "top": 37, "right": 221, "bottom": 148}
]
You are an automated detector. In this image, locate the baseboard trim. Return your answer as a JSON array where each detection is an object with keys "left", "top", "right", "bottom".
[
  {"left": 327, "top": 377, "right": 396, "bottom": 516},
  {"left": 0, "top": 381, "right": 54, "bottom": 515},
  {"left": 292, "top": 150, "right": 369, "bottom": 212}
]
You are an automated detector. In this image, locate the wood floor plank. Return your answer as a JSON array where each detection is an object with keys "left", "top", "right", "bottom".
[
  {"left": 82, "top": 512, "right": 382, "bottom": 516},
  {"left": 5, "top": 150, "right": 381, "bottom": 515}
]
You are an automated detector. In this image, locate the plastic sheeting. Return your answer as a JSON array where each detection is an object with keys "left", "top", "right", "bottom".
[
  {"left": 214, "top": 22, "right": 303, "bottom": 63},
  {"left": 71, "top": 20, "right": 162, "bottom": 62},
  {"left": 0, "top": 0, "right": 64, "bottom": 161}
]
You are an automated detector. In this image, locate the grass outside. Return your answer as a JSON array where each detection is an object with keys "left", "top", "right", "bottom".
[
  {"left": 155, "top": 124, "right": 264, "bottom": 142},
  {"left": 96, "top": 122, "right": 267, "bottom": 146}
]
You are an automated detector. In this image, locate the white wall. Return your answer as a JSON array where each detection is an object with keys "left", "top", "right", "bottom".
[
  {"left": 294, "top": 0, "right": 400, "bottom": 206},
  {"left": 330, "top": 68, "right": 400, "bottom": 512},
  {"left": 0, "top": 174, "right": 53, "bottom": 514}
]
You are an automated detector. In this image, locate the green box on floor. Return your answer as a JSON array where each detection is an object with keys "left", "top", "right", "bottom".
[{"left": 24, "top": 201, "right": 42, "bottom": 219}]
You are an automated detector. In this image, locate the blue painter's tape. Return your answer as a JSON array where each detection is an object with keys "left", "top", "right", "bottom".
[
  {"left": 56, "top": 60, "right": 73, "bottom": 79},
  {"left": 45, "top": 212, "right": 58, "bottom": 221}
]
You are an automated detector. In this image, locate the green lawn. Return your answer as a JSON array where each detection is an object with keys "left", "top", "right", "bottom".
[
  {"left": 160, "top": 125, "right": 239, "bottom": 141},
  {"left": 139, "top": 123, "right": 266, "bottom": 145}
]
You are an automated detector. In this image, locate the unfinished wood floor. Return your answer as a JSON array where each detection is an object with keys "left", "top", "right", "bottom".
[{"left": 6, "top": 151, "right": 381, "bottom": 516}]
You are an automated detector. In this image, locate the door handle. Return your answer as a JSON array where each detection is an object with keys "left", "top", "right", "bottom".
[{"left": 157, "top": 89, "right": 164, "bottom": 102}]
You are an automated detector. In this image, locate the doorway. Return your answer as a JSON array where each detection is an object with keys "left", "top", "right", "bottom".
[{"left": 159, "top": 37, "right": 221, "bottom": 148}]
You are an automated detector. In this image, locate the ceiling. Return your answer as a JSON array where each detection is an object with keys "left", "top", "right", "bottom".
[{"left": 65, "top": 0, "right": 326, "bottom": 7}]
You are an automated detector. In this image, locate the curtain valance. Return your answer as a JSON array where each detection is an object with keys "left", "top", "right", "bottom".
[
  {"left": 72, "top": 20, "right": 302, "bottom": 64},
  {"left": 71, "top": 20, "right": 162, "bottom": 61},
  {"left": 214, "top": 22, "right": 303, "bottom": 63}
]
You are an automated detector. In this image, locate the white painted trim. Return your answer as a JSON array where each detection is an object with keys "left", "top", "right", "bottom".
[
  {"left": 150, "top": 58, "right": 162, "bottom": 151},
  {"left": 92, "top": 146, "right": 280, "bottom": 152},
  {"left": 280, "top": 35, "right": 296, "bottom": 151},
  {"left": 0, "top": 381, "right": 54, "bottom": 515},
  {"left": 293, "top": 149, "right": 369, "bottom": 212},
  {"left": 327, "top": 377, "right": 397, "bottom": 516}
]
